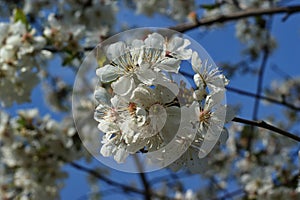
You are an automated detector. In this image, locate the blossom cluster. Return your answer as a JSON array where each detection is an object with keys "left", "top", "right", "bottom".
[
  {"left": 94, "top": 31, "right": 232, "bottom": 172},
  {"left": 0, "top": 0, "right": 197, "bottom": 107},
  {"left": 0, "top": 109, "right": 84, "bottom": 200},
  {"left": 0, "top": 11, "right": 50, "bottom": 107},
  {"left": 267, "top": 77, "right": 300, "bottom": 108},
  {"left": 130, "top": 0, "right": 195, "bottom": 22},
  {"left": 43, "top": 0, "right": 117, "bottom": 50},
  {"left": 188, "top": 120, "right": 300, "bottom": 199}
]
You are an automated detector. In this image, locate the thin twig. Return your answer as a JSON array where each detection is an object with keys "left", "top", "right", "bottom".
[
  {"left": 232, "top": 117, "right": 300, "bottom": 142},
  {"left": 42, "top": 5, "right": 300, "bottom": 53},
  {"left": 43, "top": 46, "right": 95, "bottom": 53},
  {"left": 169, "top": 5, "right": 300, "bottom": 32},
  {"left": 179, "top": 71, "right": 300, "bottom": 111},
  {"left": 226, "top": 86, "right": 300, "bottom": 111},
  {"left": 69, "top": 162, "right": 170, "bottom": 199},
  {"left": 249, "top": 12, "right": 273, "bottom": 151},
  {"left": 133, "top": 155, "right": 152, "bottom": 200},
  {"left": 252, "top": 49, "right": 269, "bottom": 121}
]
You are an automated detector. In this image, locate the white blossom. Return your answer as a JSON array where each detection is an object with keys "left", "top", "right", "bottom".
[
  {"left": 192, "top": 51, "right": 228, "bottom": 93},
  {"left": 0, "top": 109, "right": 84, "bottom": 200},
  {"left": 175, "top": 189, "right": 197, "bottom": 200},
  {"left": 97, "top": 33, "right": 191, "bottom": 96},
  {"left": 0, "top": 18, "right": 49, "bottom": 106}
]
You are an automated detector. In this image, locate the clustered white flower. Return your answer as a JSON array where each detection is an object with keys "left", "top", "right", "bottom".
[
  {"left": 132, "top": 0, "right": 195, "bottom": 22},
  {"left": 0, "top": 109, "right": 83, "bottom": 200},
  {"left": 267, "top": 77, "right": 300, "bottom": 108},
  {"left": 43, "top": 13, "right": 86, "bottom": 53},
  {"left": 192, "top": 120, "right": 300, "bottom": 200},
  {"left": 0, "top": 12, "right": 50, "bottom": 106},
  {"left": 43, "top": 0, "right": 117, "bottom": 49},
  {"left": 94, "top": 32, "right": 232, "bottom": 172},
  {"left": 174, "top": 189, "right": 197, "bottom": 200},
  {"left": 0, "top": 0, "right": 197, "bottom": 107}
]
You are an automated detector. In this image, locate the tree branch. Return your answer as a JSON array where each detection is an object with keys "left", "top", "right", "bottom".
[
  {"left": 70, "top": 162, "right": 169, "bottom": 199},
  {"left": 42, "top": 5, "right": 300, "bottom": 53},
  {"left": 250, "top": 14, "right": 273, "bottom": 150},
  {"left": 133, "top": 155, "right": 152, "bottom": 200},
  {"left": 43, "top": 46, "right": 95, "bottom": 53},
  {"left": 170, "top": 5, "right": 300, "bottom": 32},
  {"left": 179, "top": 71, "right": 300, "bottom": 111},
  {"left": 226, "top": 86, "right": 300, "bottom": 111},
  {"left": 232, "top": 117, "right": 300, "bottom": 142},
  {"left": 253, "top": 48, "right": 269, "bottom": 121}
]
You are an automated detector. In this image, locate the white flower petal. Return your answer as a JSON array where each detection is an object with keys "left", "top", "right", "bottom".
[
  {"left": 155, "top": 85, "right": 176, "bottom": 104},
  {"left": 131, "top": 85, "right": 154, "bottom": 107},
  {"left": 136, "top": 107, "right": 147, "bottom": 127},
  {"left": 96, "top": 65, "right": 119, "bottom": 83},
  {"left": 0, "top": 46, "right": 15, "bottom": 61},
  {"left": 112, "top": 76, "right": 135, "bottom": 96},
  {"left": 175, "top": 48, "right": 192, "bottom": 60},
  {"left": 98, "top": 121, "right": 119, "bottom": 134},
  {"left": 193, "top": 74, "right": 205, "bottom": 89},
  {"left": 110, "top": 95, "right": 120, "bottom": 108},
  {"left": 144, "top": 33, "right": 165, "bottom": 49},
  {"left": 127, "top": 139, "right": 146, "bottom": 153},
  {"left": 191, "top": 51, "right": 202, "bottom": 74},
  {"left": 207, "top": 75, "right": 228, "bottom": 91},
  {"left": 136, "top": 68, "right": 156, "bottom": 85},
  {"left": 120, "top": 121, "right": 135, "bottom": 144},
  {"left": 205, "top": 91, "right": 225, "bottom": 110},
  {"left": 94, "top": 104, "right": 108, "bottom": 122},
  {"left": 168, "top": 36, "right": 192, "bottom": 60},
  {"left": 33, "top": 36, "right": 46, "bottom": 49},
  {"left": 94, "top": 87, "right": 110, "bottom": 104},
  {"left": 131, "top": 39, "right": 144, "bottom": 48},
  {"left": 155, "top": 73, "right": 179, "bottom": 96},
  {"left": 149, "top": 104, "right": 167, "bottom": 132},
  {"left": 198, "top": 123, "right": 223, "bottom": 158},
  {"left": 156, "top": 58, "right": 181, "bottom": 73},
  {"left": 110, "top": 95, "right": 128, "bottom": 110},
  {"left": 100, "top": 142, "right": 115, "bottom": 157},
  {"left": 114, "top": 147, "right": 129, "bottom": 163},
  {"left": 106, "top": 41, "right": 127, "bottom": 60},
  {"left": 193, "top": 89, "right": 207, "bottom": 101},
  {"left": 168, "top": 36, "right": 185, "bottom": 52},
  {"left": 6, "top": 35, "right": 22, "bottom": 46}
]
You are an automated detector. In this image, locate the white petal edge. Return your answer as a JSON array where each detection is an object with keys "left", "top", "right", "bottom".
[{"left": 96, "top": 65, "right": 119, "bottom": 83}]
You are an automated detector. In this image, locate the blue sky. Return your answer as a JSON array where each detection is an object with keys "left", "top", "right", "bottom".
[{"left": 2, "top": 1, "right": 300, "bottom": 199}]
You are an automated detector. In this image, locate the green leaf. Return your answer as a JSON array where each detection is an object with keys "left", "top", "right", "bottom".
[
  {"left": 13, "top": 8, "right": 29, "bottom": 30},
  {"left": 17, "top": 117, "right": 26, "bottom": 127}
]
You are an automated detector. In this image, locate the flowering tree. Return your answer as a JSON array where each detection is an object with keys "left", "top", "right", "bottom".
[{"left": 1, "top": 0, "right": 300, "bottom": 199}]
